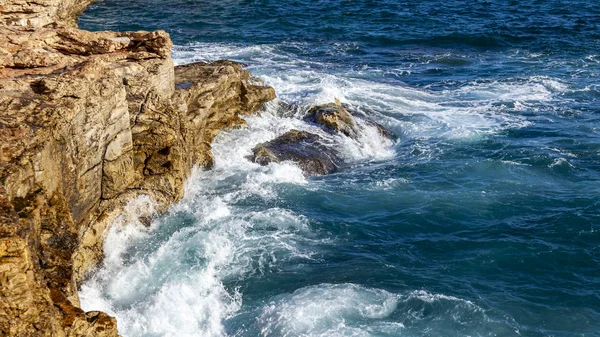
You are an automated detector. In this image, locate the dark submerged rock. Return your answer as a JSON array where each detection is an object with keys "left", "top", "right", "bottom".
[{"left": 250, "top": 130, "right": 342, "bottom": 176}]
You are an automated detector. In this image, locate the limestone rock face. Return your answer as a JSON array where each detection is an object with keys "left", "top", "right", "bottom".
[
  {"left": 173, "top": 60, "right": 276, "bottom": 170},
  {"left": 0, "top": 1, "right": 276, "bottom": 336},
  {"left": 0, "top": 0, "right": 96, "bottom": 27},
  {"left": 251, "top": 130, "right": 342, "bottom": 176}
]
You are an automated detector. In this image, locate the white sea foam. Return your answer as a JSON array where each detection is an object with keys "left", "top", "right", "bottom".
[
  {"left": 79, "top": 41, "right": 559, "bottom": 337},
  {"left": 257, "top": 283, "right": 401, "bottom": 337},
  {"left": 448, "top": 76, "right": 567, "bottom": 102},
  {"left": 173, "top": 42, "right": 567, "bottom": 148},
  {"left": 548, "top": 157, "right": 574, "bottom": 169},
  {"left": 79, "top": 102, "right": 342, "bottom": 337},
  {"left": 255, "top": 284, "right": 504, "bottom": 337},
  {"left": 371, "top": 177, "right": 410, "bottom": 190},
  {"left": 80, "top": 197, "right": 320, "bottom": 337},
  {"left": 101, "top": 195, "right": 158, "bottom": 268},
  {"left": 404, "top": 290, "right": 480, "bottom": 307}
]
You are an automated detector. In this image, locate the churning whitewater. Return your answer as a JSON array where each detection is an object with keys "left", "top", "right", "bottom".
[
  {"left": 82, "top": 43, "right": 568, "bottom": 337},
  {"left": 79, "top": 1, "right": 600, "bottom": 336}
]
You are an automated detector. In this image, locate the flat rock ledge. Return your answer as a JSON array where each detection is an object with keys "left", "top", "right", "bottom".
[{"left": 0, "top": 1, "right": 275, "bottom": 336}]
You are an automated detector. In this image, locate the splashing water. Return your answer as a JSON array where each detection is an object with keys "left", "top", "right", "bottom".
[{"left": 80, "top": 1, "right": 600, "bottom": 336}]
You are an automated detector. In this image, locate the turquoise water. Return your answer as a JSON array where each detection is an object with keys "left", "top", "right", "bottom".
[{"left": 79, "top": 1, "right": 600, "bottom": 336}]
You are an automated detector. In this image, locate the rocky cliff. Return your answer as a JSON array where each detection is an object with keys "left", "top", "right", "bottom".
[{"left": 0, "top": 1, "right": 276, "bottom": 336}]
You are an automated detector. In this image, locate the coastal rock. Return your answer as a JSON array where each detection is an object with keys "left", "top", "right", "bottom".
[
  {"left": 251, "top": 130, "right": 342, "bottom": 176},
  {"left": 250, "top": 101, "right": 395, "bottom": 176},
  {"left": 0, "top": 0, "right": 96, "bottom": 27},
  {"left": 305, "top": 101, "right": 395, "bottom": 140},
  {"left": 0, "top": 1, "right": 276, "bottom": 336},
  {"left": 173, "top": 60, "right": 276, "bottom": 169},
  {"left": 305, "top": 101, "right": 357, "bottom": 137}
]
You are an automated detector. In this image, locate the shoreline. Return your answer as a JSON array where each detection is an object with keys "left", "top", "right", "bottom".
[{"left": 0, "top": 1, "right": 275, "bottom": 336}]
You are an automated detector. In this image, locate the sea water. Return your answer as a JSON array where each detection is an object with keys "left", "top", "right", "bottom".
[{"left": 78, "top": 1, "right": 600, "bottom": 336}]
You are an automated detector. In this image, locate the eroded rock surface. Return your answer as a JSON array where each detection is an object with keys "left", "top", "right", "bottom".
[
  {"left": 0, "top": 1, "right": 276, "bottom": 336},
  {"left": 0, "top": 0, "right": 95, "bottom": 27}
]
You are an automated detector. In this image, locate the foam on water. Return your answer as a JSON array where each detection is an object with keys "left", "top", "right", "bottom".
[
  {"left": 173, "top": 42, "right": 568, "bottom": 147},
  {"left": 76, "top": 2, "right": 600, "bottom": 335},
  {"left": 81, "top": 41, "right": 570, "bottom": 337},
  {"left": 80, "top": 197, "right": 317, "bottom": 336},
  {"left": 257, "top": 284, "right": 401, "bottom": 337},
  {"left": 253, "top": 284, "right": 518, "bottom": 337},
  {"left": 79, "top": 92, "right": 397, "bottom": 336}
]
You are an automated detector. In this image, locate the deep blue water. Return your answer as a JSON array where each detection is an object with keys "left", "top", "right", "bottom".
[{"left": 79, "top": 1, "right": 600, "bottom": 336}]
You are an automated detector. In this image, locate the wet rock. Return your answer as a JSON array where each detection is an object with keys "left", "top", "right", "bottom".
[
  {"left": 305, "top": 101, "right": 357, "bottom": 137},
  {"left": 250, "top": 101, "right": 397, "bottom": 177},
  {"left": 304, "top": 100, "right": 395, "bottom": 140},
  {"left": 251, "top": 130, "right": 342, "bottom": 176}
]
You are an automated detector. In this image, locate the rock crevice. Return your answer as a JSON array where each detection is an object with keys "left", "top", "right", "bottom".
[{"left": 0, "top": 1, "right": 276, "bottom": 336}]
